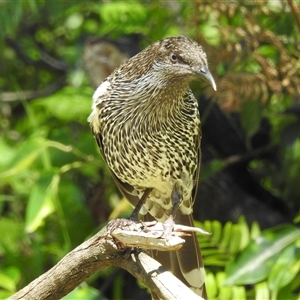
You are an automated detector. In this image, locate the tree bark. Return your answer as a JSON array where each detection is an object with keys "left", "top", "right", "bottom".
[{"left": 8, "top": 222, "right": 203, "bottom": 300}]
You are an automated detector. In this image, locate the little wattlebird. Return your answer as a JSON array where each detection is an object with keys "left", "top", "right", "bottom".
[{"left": 88, "top": 36, "right": 216, "bottom": 299}]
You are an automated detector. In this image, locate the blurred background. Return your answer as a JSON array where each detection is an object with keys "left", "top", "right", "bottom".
[{"left": 0, "top": 1, "right": 299, "bottom": 299}]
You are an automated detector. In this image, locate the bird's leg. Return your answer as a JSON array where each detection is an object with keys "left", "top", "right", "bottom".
[
  {"left": 162, "top": 184, "right": 182, "bottom": 237},
  {"left": 129, "top": 188, "right": 153, "bottom": 221},
  {"left": 107, "top": 188, "right": 152, "bottom": 232}
]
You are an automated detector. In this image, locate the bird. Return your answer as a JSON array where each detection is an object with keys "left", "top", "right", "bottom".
[{"left": 88, "top": 35, "right": 216, "bottom": 299}]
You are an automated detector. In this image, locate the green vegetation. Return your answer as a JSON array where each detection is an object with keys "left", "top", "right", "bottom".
[{"left": 0, "top": 1, "right": 299, "bottom": 299}]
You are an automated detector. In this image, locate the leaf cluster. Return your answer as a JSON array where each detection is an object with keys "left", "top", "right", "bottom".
[{"left": 198, "top": 219, "right": 300, "bottom": 300}]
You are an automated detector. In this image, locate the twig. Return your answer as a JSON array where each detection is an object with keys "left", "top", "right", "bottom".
[
  {"left": 224, "top": 144, "right": 277, "bottom": 166},
  {"left": 287, "top": 0, "right": 300, "bottom": 34},
  {"left": 0, "top": 77, "right": 66, "bottom": 102}
]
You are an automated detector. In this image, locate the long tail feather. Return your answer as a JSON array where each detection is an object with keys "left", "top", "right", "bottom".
[{"left": 146, "top": 213, "right": 206, "bottom": 299}]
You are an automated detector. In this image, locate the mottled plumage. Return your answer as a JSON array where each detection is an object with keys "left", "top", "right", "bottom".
[{"left": 89, "top": 36, "right": 216, "bottom": 298}]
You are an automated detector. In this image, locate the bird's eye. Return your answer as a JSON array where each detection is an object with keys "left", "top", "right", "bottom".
[{"left": 170, "top": 53, "right": 178, "bottom": 62}]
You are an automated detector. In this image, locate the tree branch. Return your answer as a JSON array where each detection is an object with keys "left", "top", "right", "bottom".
[
  {"left": 0, "top": 77, "right": 66, "bottom": 102},
  {"left": 8, "top": 221, "right": 205, "bottom": 300}
]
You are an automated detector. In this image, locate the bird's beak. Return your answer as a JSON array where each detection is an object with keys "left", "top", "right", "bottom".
[{"left": 195, "top": 66, "right": 217, "bottom": 91}]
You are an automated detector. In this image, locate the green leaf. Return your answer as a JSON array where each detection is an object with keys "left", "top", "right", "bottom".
[
  {"left": 25, "top": 171, "right": 59, "bottom": 232},
  {"left": 238, "top": 217, "right": 251, "bottom": 249},
  {"left": 0, "top": 267, "right": 20, "bottom": 292},
  {"left": 229, "top": 225, "right": 242, "bottom": 254},
  {"left": 200, "top": 159, "right": 227, "bottom": 180},
  {"left": 232, "top": 286, "right": 246, "bottom": 300},
  {"left": 255, "top": 281, "right": 270, "bottom": 300},
  {"left": 62, "top": 285, "right": 105, "bottom": 300},
  {"left": 212, "top": 220, "right": 222, "bottom": 244},
  {"left": 0, "top": 218, "right": 25, "bottom": 254},
  {"left": 32, "top": 86, "right": 92, "bottom": 123},
  {"left": 206, "top": 272, "right": 217, "bottom": 298},
  {"left": 240, "top": 100, "right": 262, "bottom": 138},
  {"left": 65, "top": 13, "right": 83, "bottom": 30},
  {"left": 200, "top": 24, "right": 220, "bottom": 46},
  {"left": 294, "top": 212, "right": 300, "bottom": 224},
  {"left": 0, "top": 138, "right": 46, "bottom": 179},
  {"left": 257, "top": 45, "right": 278, "bottom": 59},
  {"left": 277, "top": 284, "right": 294, "bottom": 300},
  {"left": 250, "top": 221, "right": 261, "bottom": 240},
  {"left": 268, "top": 244, "right": 300, "bottom": 296},
  {"left": 0, "top": 140, "right": 15, "bottom": 167},
  {"left": 219, "top": 222, "right": 233, "bottom": 251},
  {"left": 0, "top": 0, "right": 23, "bottom": 38},
  {"left": 225, "top": 225, "right": 300, "bottom": 285},
  {"left": 98, "top": 2, "right": 147, "bottom": 36},
  {"left": 0, "top": 274, "right": 15, "bottom": 292}
]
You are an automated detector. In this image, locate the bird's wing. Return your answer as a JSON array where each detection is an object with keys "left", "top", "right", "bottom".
[
  {"left": 89, "top": 78, "right": 141, "bottom": 208},
  {"left": 191, "top": 91, "right": 201, "bottom": 208},
  {"left": 192, "top": 130, "right": 201, "bottom": 207},
  {"left": 94, "top": 132, "right": 141, "bottom": 207},
  {"left": 175, "top": 94, "right": 205, "bottom": 297}
]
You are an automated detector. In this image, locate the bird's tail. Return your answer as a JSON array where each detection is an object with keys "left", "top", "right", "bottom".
[{"left": 149, "top": 213, "right": 207, "bottom": 299}]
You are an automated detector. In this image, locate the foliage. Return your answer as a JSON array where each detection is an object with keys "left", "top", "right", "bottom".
[
  {"left": 0, "top": 0, "right": 300, "bottom": 299},
  {"left": 198, "top": 219, "right": 300, "bottom": 300}
]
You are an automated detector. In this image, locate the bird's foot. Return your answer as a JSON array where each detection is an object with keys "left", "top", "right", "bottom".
[
  {"left": 107, "top": 217, "right": 138, "bottom": 233},
  {"left": 107, "top": 207, "right": 142, "bottom": 233},
  {"left": 161, "top": 216, "right": 175, "bottom": 238}
]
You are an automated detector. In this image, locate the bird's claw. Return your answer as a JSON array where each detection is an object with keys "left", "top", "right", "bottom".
[
  {"left": 107, "top": 218, "right": 138, "bottom": 233},
  {"left": 161, "top": 217, "right": 175, "bottom": 238}
]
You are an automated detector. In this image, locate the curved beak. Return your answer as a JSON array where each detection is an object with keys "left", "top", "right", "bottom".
[{"left": 195, "top": 66, "right": 217, "bottom": 91}]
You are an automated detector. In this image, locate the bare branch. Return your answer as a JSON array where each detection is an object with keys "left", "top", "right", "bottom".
[
  {"left": 287, "top": 0, "right": 300, "bottom": 34},
  {"left": 119, "top": 252, "right": 203, "bottom": 300},
  {"left": 0, "top": 77, "right": 66, "bottom": 102},
  {"left": 8, "top": 221, "right": 204, "bottom": 300}
]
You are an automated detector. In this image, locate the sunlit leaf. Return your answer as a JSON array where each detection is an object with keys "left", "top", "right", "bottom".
[
  {"left": 25, "top": 171, "right": 59, "bottom": 232},
  {"left": 219, "top": 222, "right": 233, "bottom": 251},
  {"left": 65, "top": 13, "right": 83, "bottom": 30},
  {"left": 0, "top": 274, "right": 15, "bottom": 292},
  {"left": 32, "top": 86, "right": 92, "bottom": 123},
  {"left": 98, "top": 2, "right": 147, "bottom": 36},
  {"left": 0, "top": 140, "right": 15, "bottom": 167},
  {"left": 62, "top": 286, "right": 105, "bottom": 300},
  {"left": 238, "top": 217, "right": 251, "bottom": 250},
  {"left": 255, "top": 281, "right": 270, "bottom": 300},
  {"left": 218, "top": 285, "right": 232, "bottom": 299},
  {"left": 0, "top": 218, "right": 25, "bottom": 254},
  {"left": 200, "top": 24, "right": 220, "bottom": 46},
  {"left": 206, "top": 272, "right": 217, "bottom": 298},
  {"left": 211, "top": 220, "right": 222, "bottom": 243},
  {"left": 229, "top": 225, "right": 242, "bottom": 254},
  {"left": 232, "top": 286, "right": 246, "bottom": 300},
  {"left": 0, "top": 138, "right": 46, "bottom": 179},
  {"left": 225, "top": 225, "right": 300, "bottom": 285},
  {"left": 257, "top": 45, "right": 278, "bottom": 59},
  {"left": 0, "top": 267, "right": 20, "bottom": 292},
  {"left": 268, "top": 244, "right": 300, "bottom": 296}
]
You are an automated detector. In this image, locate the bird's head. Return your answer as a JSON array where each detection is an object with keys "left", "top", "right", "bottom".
[{"left": 152, "top": 36, "right": 217, "bottom": 91}]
